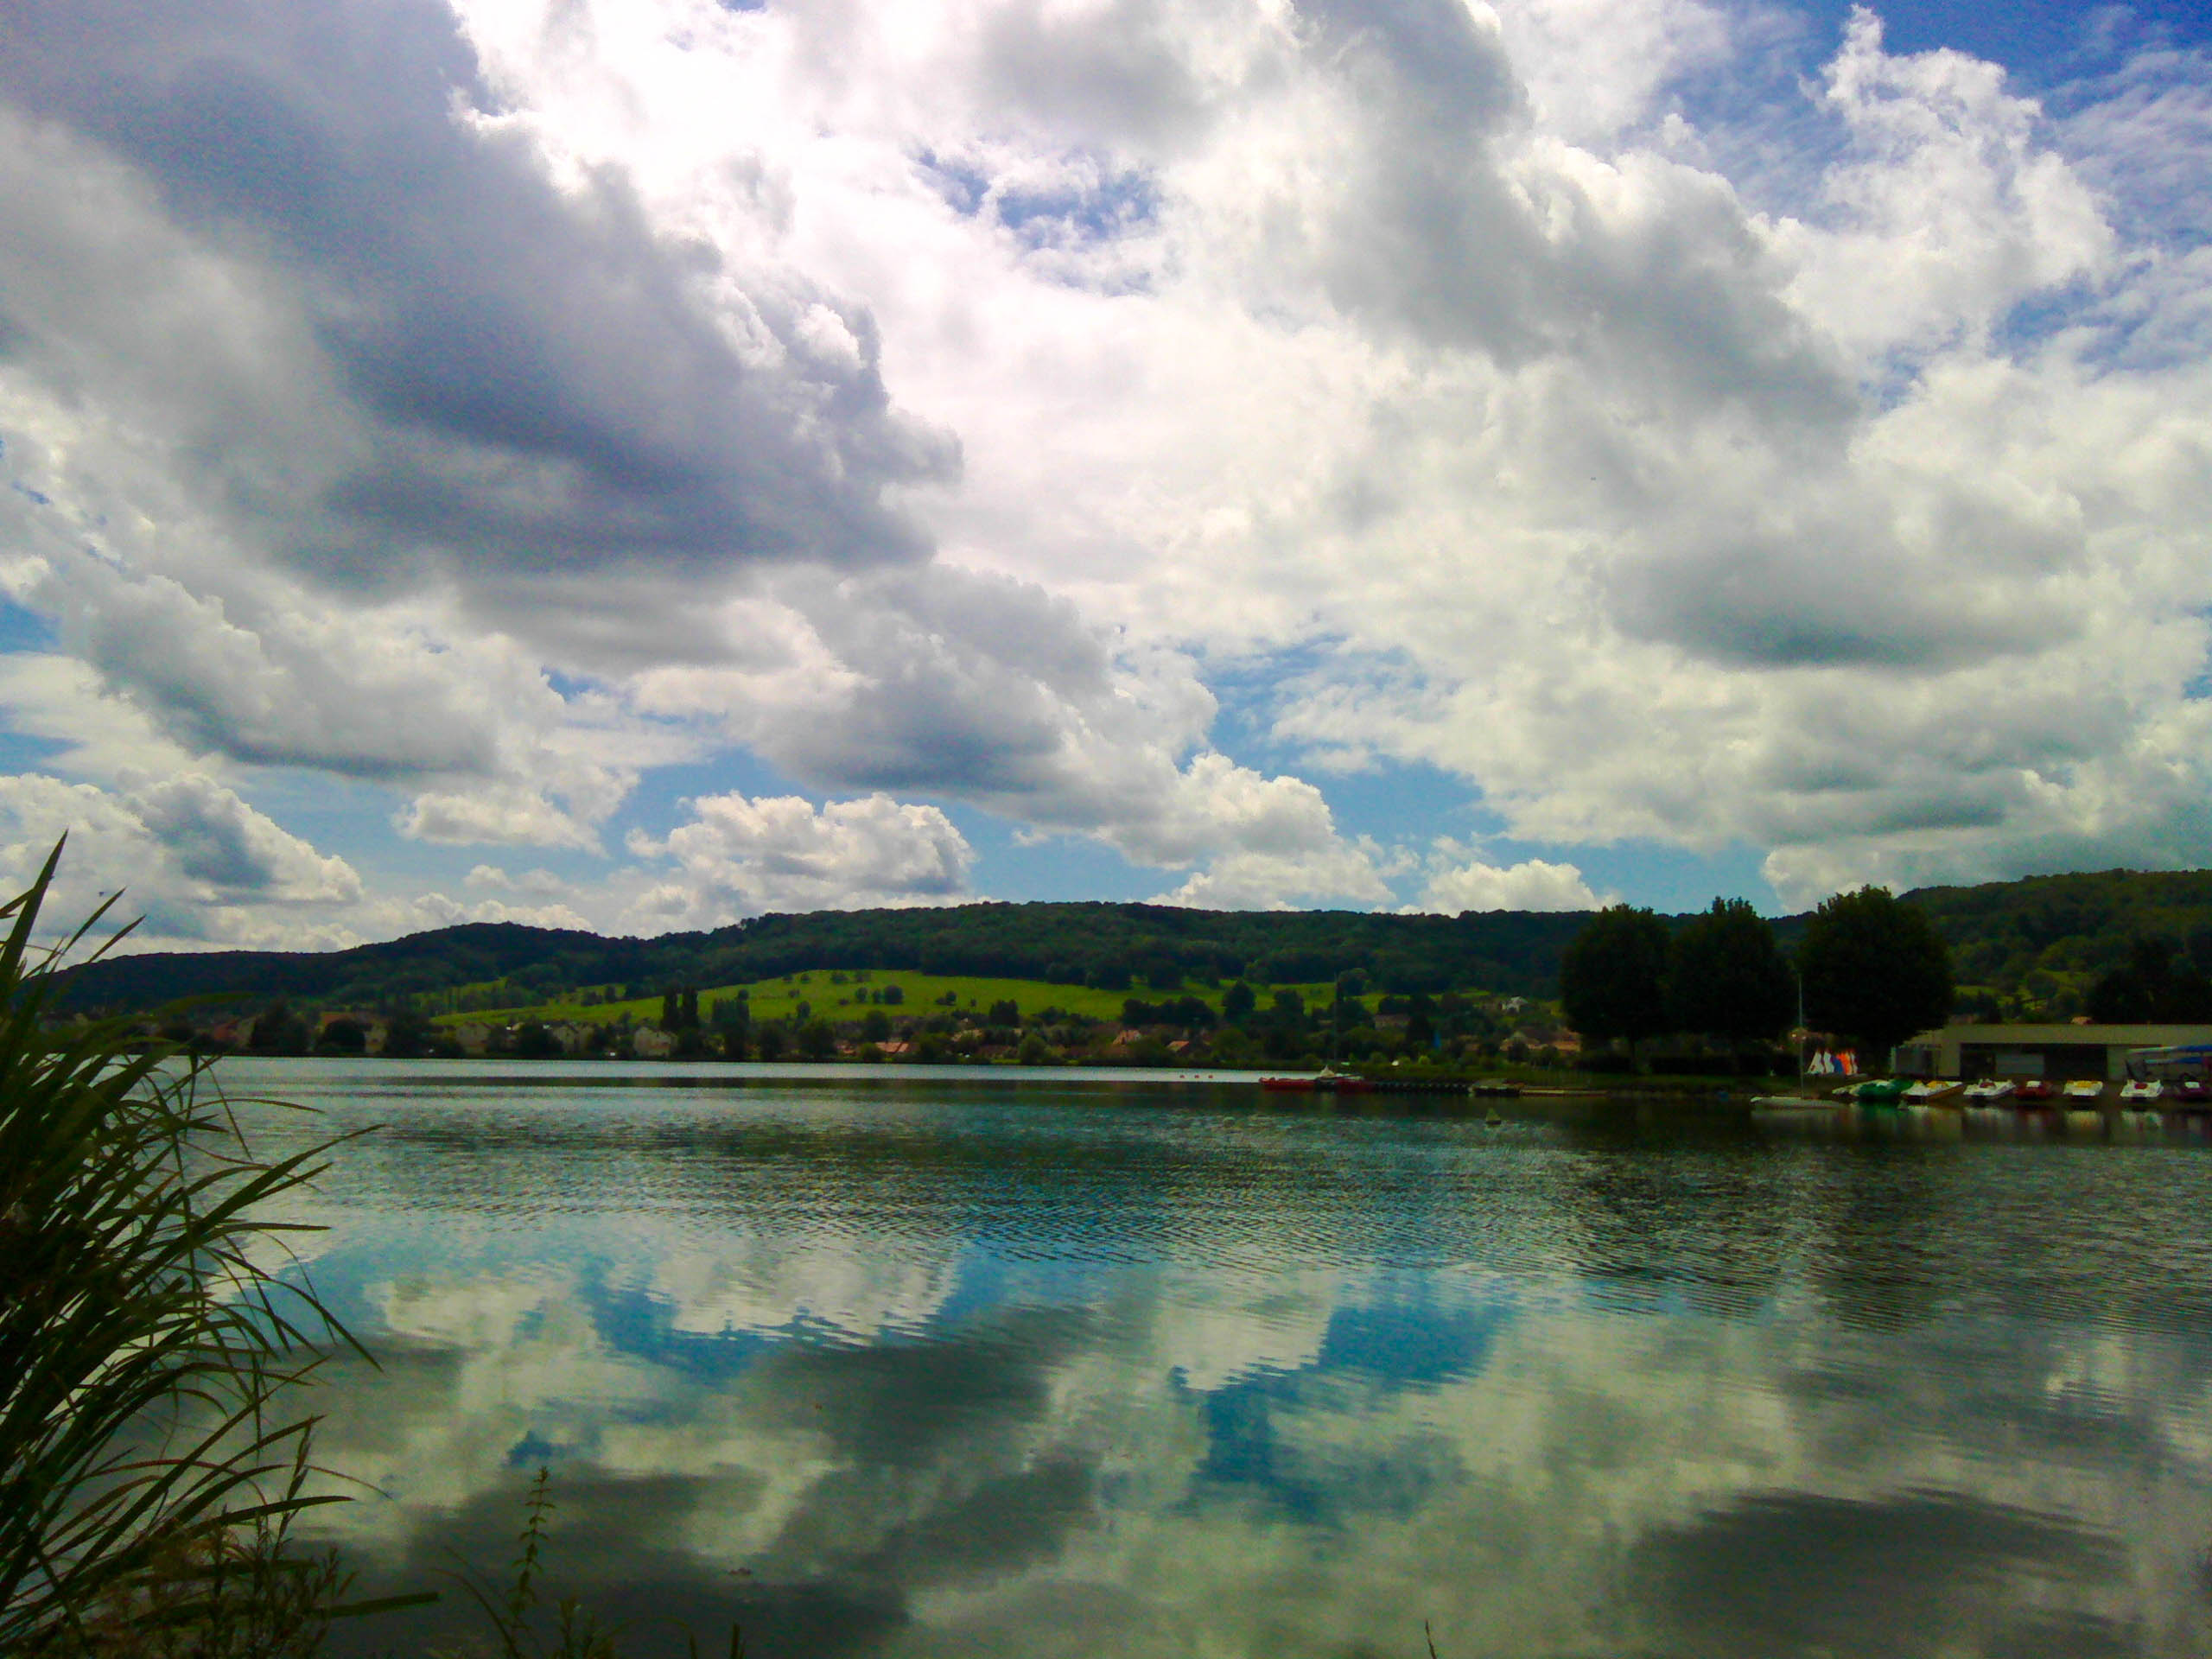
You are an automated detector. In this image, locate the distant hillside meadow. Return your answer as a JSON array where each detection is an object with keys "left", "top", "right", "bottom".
[
  {"left": 54, "top": 869, "right": 2212, "bottom": 1031},
  {"left": 62, "top": 903, "right": 1589, "bottom": 1015}
]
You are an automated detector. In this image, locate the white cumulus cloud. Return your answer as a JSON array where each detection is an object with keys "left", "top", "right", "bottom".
[
  {"left": 1411, "top": 851, "right": 1605, "bottom": 914},
  {"left": 626, "top": 791, "right": 977, "bottom": 925},
  {"left": 0, "top": 772, "right": 362, "bottom": 947}
]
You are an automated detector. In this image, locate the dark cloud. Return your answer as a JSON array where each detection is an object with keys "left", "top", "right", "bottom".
[
  {"left": 755, "top": 567, "right": 1141, "bottom": 800},
  {"left": 1632, "top": 1489, "right": 2126, "bottom": 1659},
  {"left": 327, "top": 1462, "right": 904, "bottom": 1659},
  {"left": 1288, "top": 0, "right": 1853, "bottom": 425},
  {"left": 46, "top": 563, "right": 511, "bottom": 780},
  {"left": 741, "top": 1304, "right": 1090, "bottom": 1467},
  {"left": 129, "top": 772, "right": 299, "bottom": 890},
  {"left": 1603, "top": 521, "right": 2080, "bottom": 674},
  {"left": 0, "top": 0, "right": 956, "bottom": 593},
  {"left": 828, "top": 1456, "right": 1096, "bottom": 1587},
  {"left": 978, "top": 0, "right": 1217, "bottom": 153},
  {"left": 1298, "top": 0, "right": 1523, "bottom": 136},
  {"left": 741, "top": 1318, "right": 1104, "bottom": 1601}
]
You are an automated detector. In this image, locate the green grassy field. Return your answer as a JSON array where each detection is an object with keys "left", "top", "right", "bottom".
[{"left": 431, "top": 969, "right": 1353, "bottom": 1030}]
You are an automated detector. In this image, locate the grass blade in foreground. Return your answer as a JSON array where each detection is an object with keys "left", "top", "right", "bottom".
[{"left": 0, "top": 839, "right": 366, "bottom": 1653}]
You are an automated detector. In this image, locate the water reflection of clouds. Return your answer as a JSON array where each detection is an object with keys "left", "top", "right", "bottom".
[
  {"left": 646, "top": 1238, "right": 964, "bottom": 1344},
  {"left": 303, "top": 1249, "right": 2212, "bottom": 1659},
  {"left": 1146, "top": 1268, "right": 1345, "bottom": 1389},
  {"left": 1632, "top": 1490, "right": 2132, "bottom": 1658},
  {"left": 261, "top": 1080, "right": 2212, "bottom": 1658}
]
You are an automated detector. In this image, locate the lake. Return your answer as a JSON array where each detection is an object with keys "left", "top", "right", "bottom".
[{"left": 215, "top": 1058, "right": 2212, "bottom": 1658}]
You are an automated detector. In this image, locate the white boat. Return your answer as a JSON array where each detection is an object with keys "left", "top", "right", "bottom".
[
  {"left": 2120, "top": 1079, "right": 2164, "bottom": 1103},
  {"left": 2064, "top": 1080, "right": 2106, "bottom": 1103},
  {"left": 1962, "top": 1079, "right": 2013, "bottom": 1103},
  {"left": 1751, "top": 1095, "right": 1847, "bottom": 1121}
]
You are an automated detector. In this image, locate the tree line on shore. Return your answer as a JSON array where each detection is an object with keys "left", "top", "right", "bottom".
[
  {"left": 141, "top": 882, "right": 2212, "bottom": 1075},
  {"left": 210, "top": 974, "right": 1570, "bottom": 1071},
  {"left": 1560, "top": 887, "right": 1954, "bottom": 1071},
  {"left": 60, "top": 865, "right": 2212, "bottom": 1052},
  {"left": 1559, "top": 881, "right": 2212, "bottom": 1072}
]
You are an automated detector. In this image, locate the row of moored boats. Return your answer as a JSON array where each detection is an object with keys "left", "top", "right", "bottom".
[{"left": 1819, "top": 1077, "right": 2209, "bottom": 1108}]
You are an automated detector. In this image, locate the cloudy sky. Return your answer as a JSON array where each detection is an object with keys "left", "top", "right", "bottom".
[{"left": 3, "top": 0, "right": 2209, "bottom": 950}]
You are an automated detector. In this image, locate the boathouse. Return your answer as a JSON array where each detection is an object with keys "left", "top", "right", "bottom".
[{"left": 1894, "top": 1023, "right": 2212, "bottom": 1083}]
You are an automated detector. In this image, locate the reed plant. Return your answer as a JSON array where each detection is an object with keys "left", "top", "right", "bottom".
[
  {"left": 0, "top": 840, "right": 377, "bottom": 1654},
  {"left": 433, "top": 1467, "right": 743, "bottom": 1659}
]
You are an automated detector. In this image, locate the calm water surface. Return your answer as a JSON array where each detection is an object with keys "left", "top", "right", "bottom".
[{"left": 219, "top": 1058, "right": 2212, "bottom": 1658}]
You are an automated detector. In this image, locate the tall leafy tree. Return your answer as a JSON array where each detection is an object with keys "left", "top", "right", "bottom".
[
  {"left": 1666, "top": 898, "right": 1795, "bottom": 1046},
  {"left": 798, "top": 1017, "right": 836, "bottom": 1060},
  {"left": 1222, "top": 980, "right": 1256, "bottom": 1024},
  {"left": 1797, "top": 886, "right": 1953, "bottom": 1060},
  {"left": 249, "top": 1000, "right": 308, "bottom": 1056},
  {"left": 1560, "top": 906, "right": 1672, "bottom": 1047}
]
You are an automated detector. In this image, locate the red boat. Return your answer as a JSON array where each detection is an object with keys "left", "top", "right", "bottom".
[
  {"left": 1260, "top": 1071, "right": 1375, "bottom": 1094},
  {"left": 2012, "top": 1078, "right": 2056, "bottom": 1105}
]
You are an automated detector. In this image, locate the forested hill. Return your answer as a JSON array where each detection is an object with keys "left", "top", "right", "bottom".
[
  {"left": 54, "top": 903, "right": 1593, "bottom": 1014},
  {"left": 53, "top": 868, "right": 2212, "bottom": 1019},
  {"left": 1903, "top": 869, "right": 2212, "bottom": 1005}
]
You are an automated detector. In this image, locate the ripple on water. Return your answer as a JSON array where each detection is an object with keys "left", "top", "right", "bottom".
[{"left": 203, "top": 1065, "right": 2212, "bottom": 1659}]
